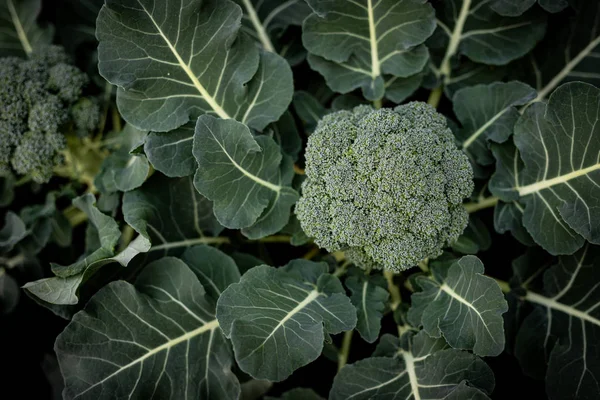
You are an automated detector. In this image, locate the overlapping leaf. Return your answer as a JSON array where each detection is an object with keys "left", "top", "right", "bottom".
[
  {"left": 431, "top": 0, "right": 546, "bottom": 83},
  {"left": 511, "top": 244, "right": 600, "bottom": 400},
  {"left": 216, "top": 260, "right": 356, "bottom": 381},
  {"left": 193, "top": 116, "right": 298, "bottom": 234},
  {"left": 453, "top": 81, "right": 536, "bottom": 165},
  {"left": 514, "top": 0, "right": 600, "bottom": 102},
  {"left": 0, "top": 0, "right": 53, "bottom": 57},
  {"left": 345, "top": 272, "right": 388, "bottom": 343},
  {"left": 55, "top": 257, "right": 240, "bottom": 400},
  {"left": 490, "top": 82, "right": 600, "bottom": 254},
  {"left": 123, "top": 174, "right": 224, "bottom": 260},
  {"left": 302, "top": 0, "right": 436, "bottom": 101},
  {"left": 234, "top": 0, "right": 311, "bottom": 64},
  {"left": 23, "top": 194, "right": 150, "bottom": 305},
  {"left": 330, "top": 331, "right": 495, "bottom": 399},
  {"left": 144, "top": 123, "right": 196, "bottom": 177},
  {"left": 409, "top": 256, "right": 508, "bottom": 356},
  {"left": 96, "top": 0, "right": 293, "bottom": 132}
]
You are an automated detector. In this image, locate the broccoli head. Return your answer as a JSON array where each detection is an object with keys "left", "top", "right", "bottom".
[
  {"left": 0, "top": 45, "right": 95, "bottom": 183},
  {"left": 295, "top": 103, "right": 474, "bottom": 272}
]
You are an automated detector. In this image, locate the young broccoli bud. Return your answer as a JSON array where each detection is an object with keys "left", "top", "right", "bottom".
[
  {"left": 296, "top": 103, "right": 474, "bottom": 272},
  {"left": 71, "top": 97, "right": 101, "bottom": 137}
]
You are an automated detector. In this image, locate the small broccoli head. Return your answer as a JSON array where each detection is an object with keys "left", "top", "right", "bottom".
[
  {"left": 0, "top": 45, "right": 94, "bottom": 183},
  {"left": 295, "top": 103, "right": 474, "bottom": 272},
  {"left": 71, "top": 97, "right": 100, "bottom": 137}
]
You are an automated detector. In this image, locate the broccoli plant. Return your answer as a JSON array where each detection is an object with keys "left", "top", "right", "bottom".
[{"left": 1, "top": 0, "right": 600, "bottom": 400}]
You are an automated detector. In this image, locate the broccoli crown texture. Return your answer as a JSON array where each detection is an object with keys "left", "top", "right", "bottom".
[
  {"left": 295, "top": 103, "right": 474, "bottom": 271},
  {"left": 0, "top": 45, "right": 96, "bottom": 183}
]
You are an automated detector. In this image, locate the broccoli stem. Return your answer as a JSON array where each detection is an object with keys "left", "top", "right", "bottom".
[
  {"left": 427, "top": 86, "right": 443, "bottom": 108},
  {"left": 118, "top": 225, "right": 135, "bottom": 252},
  {"left": 255, "top": 235, "right": 292, "bottom": 243},
  {"left": 384, "top": 270, "right": 402, "bottom": 311},
  {"left": 333, "top": 260, "right": 352, "bottom": 278},
  {"left": 494, "top": 278, "right": 510, "bottom": 294},
  {"left": 464, "top": 196, "right": 499, "bottom": 213},
  {"left": 373, "top": 98, "right": 383, "bottom": 109},
  {"left": 337, "top": 329, "right": 354, "bottom": 371}
]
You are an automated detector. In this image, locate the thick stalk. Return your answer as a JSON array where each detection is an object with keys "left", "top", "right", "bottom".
[
  {"left": 427, "top": 86, "right": 443, "bottom": 108},
  {"left": 384, "top": 270, "right": 402, "bottom": 311},
  {"left": 338, "top": 330, "right": 354, "bottom": 371},
  {"left": 438, "top": 0, "right": 471, "bottom": 81},
  {"left": 242, "top": 0, "right": 275, "bottom": 52},
  {"left": 464, "top": 196, "right": 499, "bottom": 213}
]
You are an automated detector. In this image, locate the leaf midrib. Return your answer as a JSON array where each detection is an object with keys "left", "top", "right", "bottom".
[
  {"left": 7, "top": 0, "right": 32, "bottom": 55},
  {"left": 137, "top": 0, "right": 230, "bottom": 119},
  {"left": 525, "top": 291, "right": 600, "bottom": 328},
  {"left": 73, "top": 319, "right": 220, "bottom": 397},
  {"left": 516, "top": 162, "right": 600, "bottom": 196}
]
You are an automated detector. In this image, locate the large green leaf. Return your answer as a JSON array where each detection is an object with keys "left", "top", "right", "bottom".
[
  {"left": 490, "top": 82, "right": 600, "bottom": 254},
  {"left": 345, "top": 272, "right": 389, "bottom": 343},
  {"left": 431, "top": 0, "right": 546, "bottom": 83},
  {"left": 0, "top": 0, "right": 53, "bottom": 57},
  {"left": 453, "top": 81, "right": 536, "bottom": 165},
  {"left": 123, "top": 174, "right": 224, "bottom": 260},
  {"left": 193, "top": 116, "right": 298, "bottom": 233},
  {"left": 23, "top": 195, "right": 150, "bottom": 305},
  {"left": 513, "top": 0, "right": 599, "bottom": 102},
  {"left": 302, "top": 0, "right": 435, "bottom": 101},
  {"left": 55, "top": 257, "right": 240, "bottom": 400},
  {"left": 330, "top": 331, "right": 494, "bottom": 400},
  {"left": 96, "top": 0, "right": 293, "bottom": 132},
  {"left": 408, "top": 256, "right": 508, "bottom": 356},
  {"left": 512, "top": 244, "right": 600, "bottom": 400},
  {"left": 216, "top": 260, "right": 356, "bottom": 381}
]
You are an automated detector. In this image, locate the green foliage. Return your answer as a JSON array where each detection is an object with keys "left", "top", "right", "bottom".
[
  {"left": 3, "top": 1, "right": 600, "bottom": 399},
  {"left": 296, "top": 103, "right": 473, "bottom": 271}
]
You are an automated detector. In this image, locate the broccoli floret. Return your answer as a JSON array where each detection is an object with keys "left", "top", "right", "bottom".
[
  {"left": 295, "top": 103, "right": 474, "bottom": 272},
  {"left": 71, "top": 97, "right": 100, "bottom": 137},
  {"left": 47, "top": 63, "right": 89, "bottom": 103},
  {"left": 11, "top": 131, "right": 66, "bottom": 183},
  {"left": 0, "top": 45, "right": 92, "bottom": 183}
]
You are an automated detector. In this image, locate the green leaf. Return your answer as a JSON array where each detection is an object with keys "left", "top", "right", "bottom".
[
  {"left": 0, "top": 270, "right": 19, "bottom": 314},
  {"left": 23, "top": 195, "right": 150, "bottom": 305},
  {"left": 19, "top": 192, "right": 72, "bottom": 253},
  {"left": 453, "top": 81, "right": 536, "bottom": 165},
  {"left": 440, "top": 61, "right": 507, "bottom": 99},
  {"left": 292, "top": 91, "right": 327, "bottom": 132},
  {"left": 409, "top": 255, "right": 508, "bottom": 356},
  {"left": 180, "top": 245, "right": 240, "bottom": 302},
  {"left": 433, "top": 0, "right": 546, "bottom": 68},
  {"left": 96, "top": 0, "right": 292, "bottom": 132},
  {"left": 193, "top": 116, "right": 298, "bottom": 232},
  {"left": 330, "top": 331, "right": 494, "bottom": 400},
  {"left": 491, "top": 0, "right": 567, "bottom": 16},
  {"left": 0, "top": 0, "right": 54, "bottom": 57},
  {"left": 515, "top": 0, "right": 600, "bottom": 102},
  {"left": 302, "top": 0, "right": 435, "bottom": 101},
  {"left": 234, "top": 0, "right": 311, "bottom": 58},
  {"left": 0, "top": 170, "right": 15, "bottom": 207},
  {"left": 493, "top": 200, "right": 534, "bottom": 246},
  {"left": 512, "top": 244, "right": 600, "bottom": 400},
  {"left": 144, "top": 123, "right": 196, "bottom": 177},
  {"left": 123, "top": 174, "right": 224, "bottom": 259},
  {"left": 95, "top": 146, "right": 150, "bottom": 193},
  {"left": 345, "top": 273, "right": 389, "bottom": 343},
  {"left": 490, "top": 82, "right": 600, "bottom": 254},
  {"left": 55, "top": 257, "right": 240, "bottom": 400},
  {"left": 452, "top": 215, "right": 492, "bottom": 254},
  {"left": 0, "top": 211, "right": 27, "bottom": 253},
  {"left": 216, "top": 260, "right": 356, "bottom": 381},
  {"left": 266, "top": 110, "right": 302, "bottom": 162}
]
